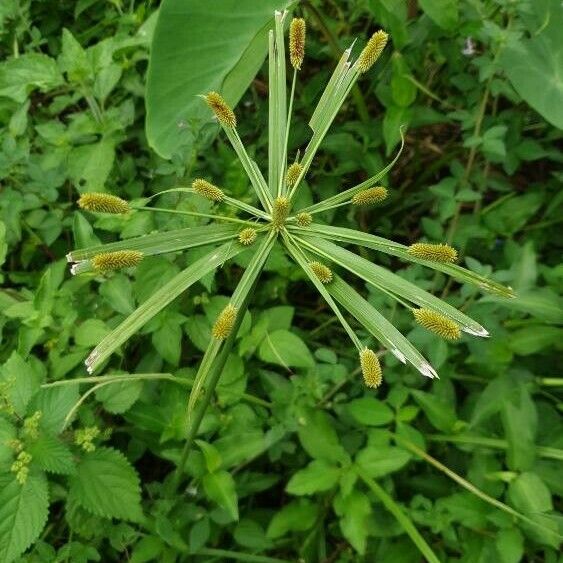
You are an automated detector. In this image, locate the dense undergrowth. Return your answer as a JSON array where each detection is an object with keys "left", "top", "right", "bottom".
[{"left": 0, "top": 1, "right": 561, "bottom": 561}]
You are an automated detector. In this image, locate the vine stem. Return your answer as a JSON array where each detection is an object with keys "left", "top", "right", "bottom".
[
  {"left": 169, "top": 277, "right": 258, "bottom": 495},
  {"left": 358, "top": 469, "right": 441, "bottom": 563}
]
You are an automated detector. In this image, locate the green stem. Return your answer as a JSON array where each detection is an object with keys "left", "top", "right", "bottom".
[
  {"left": 41, "top": 373, "right": 181, "bottom": 388},
  {"left": 196, "top": 548, "right": 291, "bottom": 563},
  {"left": 537, "top": 377, "right": 563, "bottom": 387},
  {"left": 278, "top": 69, "right": 297, "bottom": 197},
  {"left": 358, "top": 470, "right": 441, "bottom": 563},
  {"left": 170, "top": 278, "right": 258, "bottom": 494},
  {"left": 428, "top": 434, "right": 563, "bottom": 461},
  {"left": 135, "top": 206, "right": 252, "bottom": 225},
  {"left": 393, "top": 433, "right": 562, "bottom": 540},
  {"left": 303, "top": 0, "right": 369, "bottom": 124}
]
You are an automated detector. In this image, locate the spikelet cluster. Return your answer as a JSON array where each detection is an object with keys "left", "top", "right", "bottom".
[
  {"left": 296, "top": 212, "right": 312, "bottom": 227},
  {"left": 238, "top": 228, "right": 257, "bottom": 246},
  {"left": 212, "top": 304, "right": 237, "bottom": 339},
  {"left": 78, "top": 192, "right": 130, "bottom": 214},
  {"left": 192, "top": 178, "right": 224, "bottom": 202},
  {"left": 351, "top": 186, "right": 388, "bottom": 206},
  {"left": 309, "top": 261, "right": 333, "bottom": 284},
  {"left": 357, "top": 30, "right": 389, "bottom": 73},
  {"left": 289, "top": 18, "right": 306, "bottom": 70},
  {"left": 408, "top": 242, "right": 458, "bottom": 264},
  {"left": 413, "top": 308, "right": 461, "bottom": 340},
  {"left": 205, "top": 91, "right": 237, "bottom": 128},
  {"left": 11, "top": 451, "right": 32, "bottom": 484},
  {"left": 286, "top": 162, "right": 303, "bottom": 187},
  {"left": 272, "top": 196, "right": 290, "bottom": 229},
  {"left": 359, "top": 348, "right": 382, "bottom": 388},
  {"left": 75, "top": 426, "right": 100, "bottom": 452},
  {"left": 91, "top": 250, "right": 143, "bottom": 272}
]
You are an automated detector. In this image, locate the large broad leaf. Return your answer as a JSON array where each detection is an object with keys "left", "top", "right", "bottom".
[
  {"left": 0, "top": 471, "right": 49, "bottom": 563},
  {"left": 68, "top": 447, "right": 143, "bottom": 522},
  {"left": 500, "top": 1, "right": 563, "bottom": 129},
  {"left": 146, "top": 0, "right": 292, "bottom": 158}
]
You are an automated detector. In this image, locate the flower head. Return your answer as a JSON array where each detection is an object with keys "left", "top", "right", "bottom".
[
  {"left": 78, "top": 192, "right": 130, "bottom": 214},
  {"left": 360, "top": 348, "right": 382, "bottom": 388},
  {"left": 413, "top": 308, "right": 461, "bottom": 340},
  {"left": 213, "top": 304, "right": 238, "bottom": 339},
  {"left": 289, "top": 18, "right": 306, "bottom": 69},
  {"left": 192, "top": 178, "right": 225, "bottom": 202},
  {"left": 357, "top": 30, "right": 389, "bottom": 73},
  {"left": 408, "top": 242, "right": 458, "bottom": 264},
  {"left": 238, "top": 228, "right": 257, "bottom": 246},
  {"left": 309, "top": 261, "right": 333, "bottom": 284},
  {"left": 91, "top": 250, "right": 143, "bottom": 272},
  {"left": 351, "top": 186, "right": 388, "bottom": 206},
  {"left": 205, "top": 91, "right": 236, "bottom": 128}
]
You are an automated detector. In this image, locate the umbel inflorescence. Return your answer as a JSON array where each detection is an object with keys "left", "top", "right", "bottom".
[{"left": 68, "top": 11, "right": 514, "bottom": 393}]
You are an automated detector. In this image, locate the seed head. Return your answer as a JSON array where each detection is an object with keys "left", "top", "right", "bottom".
[
  {"left": 296, "top": 212, "right": 312, "bottom": 227},
  {"left": 357, "top": 30, "right": 389, "bottom": 73},
  {"left": 238, "top": 227, "right": 257, "bottom": 246},
  {"left": 289, "top": 18, "right": 306, "bottom": 70},
  {"left": 192, "top": 178, "right": 224, "bottom": 202},
  {"left": 359, "top": 348, "right": 382, "bottom": 388},
  {"left": 286, "top": 162, "right": 303, "bottom": 188},
  {"left": 413, "top": 308, "right": 461, "bottom": 340},
  {"left": 272, "top": 196, "right": 290, "bottom": 229},
  {"left": 309, "top": 261, "right": 333, "bottom": 284},
  {"left": 408, "top": 242, "right": 458, "bottom": 264},
  {"left": 212, "top": 304, "right": 237, "bottom": 339},
  {"left": 204, "top": 91, "right": 236, "bottom": 128},
  {"left": 351, "top": 186, "right": 388, "bottom": 206},
  {"left": 78, "top": 192, "right": 130, "bottom": 214},
  {"left": 91, "top": 250, "right": 143, "bottom": 272}
]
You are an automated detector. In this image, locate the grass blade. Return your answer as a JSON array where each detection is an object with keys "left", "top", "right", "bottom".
[
  {"left": 298, "top": 235, "right": 490, "bottom": 337},
  {"left": 67, "top": 223, "right": 239, "bottom": 263},
  {"left": 327, "top": 274, "right": 438, "bottom": 378},
  {"left": 85, "top": 240, "right": 248, "bottom": 373},
  {"left": 299, "top": 128, "right": 405, "bottom": 214},
  {"left": 300, "top": 223, "right": 515, "bottom": 299}
]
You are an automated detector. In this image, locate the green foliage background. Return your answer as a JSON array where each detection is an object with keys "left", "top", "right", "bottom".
[{"left": 0, "top": 0, "right": 561, "bottom": 561}]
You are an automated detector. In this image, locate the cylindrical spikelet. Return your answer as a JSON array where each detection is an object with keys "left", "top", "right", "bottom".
[
  {"left": 413, "top": 308, "right": 461, "bottom": 340},
  {"left": 286, "top": 162, "right": 303, "bottom": 188},
  {"left": 78, "top": 192, "right": 130, "bottom": 214},
  {"left": 408, "top": 242, "right": 458, "bottom": 264},
  {"left": 309, "top": 261, "right": 333, "bottom": 284},
  {"left": 357, "top": 30, "right": 389, "bottom": 73},
  {"left": 238, "top": 227, "right": 257, "bottom": 246},
  {"left": 212, "top": 304, "right": 237, "bottom": 339},
  {"left": 351, "top": 186, "right": 388, "bottom": 206},
  {"left": 192, "top": 178, "right": 224, "bottom": 202},
  {"left": 359, "top": 348, "right": 382, "bottom": 388},
  {"left": 204, "top": 91, "right": 236, "bottom": 128},
  {"left": 91, "top": 250, "right": 143, "bottom": 272},
  {"left": 271, "top": 196, "right": 290, "bottom": 229},
  {"left": 296, "top": 212, "right": 312, "bottom": 227},
  {"left": 289, "top": 18, "right": 306, "bottom": 70}
]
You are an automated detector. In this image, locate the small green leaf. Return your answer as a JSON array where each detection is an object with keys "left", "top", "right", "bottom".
[
  {"left": 333, "top": 490, "right": 371, "bottom": 554},
  {"left": 297, "top": 410, "right": 349, "bottom": 463},
  {"left": 95, "top": 380, "right": 143, "bottom": 414},
  {"left": 202, "top": 470, "right": 239, "bottom": 520},
  {"left": 266, "top": 499, "right": 318, "bottom": 538},
  {"left": 258, "top": 329, "right": 314, "bottom": 368},
  {"left": 411, "top": 390, "right": 457, "bottom": 432},
  {"left": 0, "top": 471, "right": 49, "bottom": 563},
  {"left": 508, "top": 472, "right": 552, "bottom": 514},
  {"left": 0, "top": 352, "right": 41, "bottom": 417},
  {"left": 419, "top": 0, "right": 458, "bottom": 29},
  {"left": 346, "top": 397, "right": 394, "bottom": 426},
  {"left": 286, "top": 460, "right": 341, "bottom": 495},
  {"left": 196, "top": 440, "right": 223, "bottom": 473},
  {"left": 356, "top": 446, "right": 411, "bottom": 478},
  {"left": 495, "top": 528, "right": 524, "bottom": 563},
  {"left": 68, "top": 447, "right": 143, "bottom": 522}
]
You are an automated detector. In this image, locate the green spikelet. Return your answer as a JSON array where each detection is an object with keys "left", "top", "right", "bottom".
[
  {"left": 204, "top": 91, "right": 236, "bottom": 128},
  {"left": 413, "top": 308, "right": 461, "bottom": 340},
  {"left": 351, "top": 186, "right": 388, "bottom": 206},
  {"left": 296, "top": 212, "right": 312, "bottom": 227},
  {"left": 286, "top": 162, "right": 303, "bottom": 188},
  {"left": 212, "top": 304, "right": 237, "bottom": 339},
  {"left": 289, "top": 18, "right": 306, "bottom": 70},
  {"left": 192, "top": 178, "right": 224, "bottom": 202},
  {"left": 238, "top": 228, "right": 257, "bottom": 246},
  {"left": 271, "top": 197, "right": 290, "bottom": 229},
  {"left": 78, "top": 192, "right": 130, "bottom": 214},
  {"left": 309, "top": 261, "right": 333, "bottom": 284},
  {"left": 359, "top": 348, "right": 382, "bottom": 388},
  {"left": 408, "top": 242, "right": 458, "bottom": 264},
  {"left": 357, "top": 30, "right": 389, "bottom": 73},
  {"left": 91, "top": 250, "right": 143, "bottom": 272}
]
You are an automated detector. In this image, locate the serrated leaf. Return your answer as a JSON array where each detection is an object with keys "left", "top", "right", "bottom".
[
  {"left": 28, "top": 434, "right": 75, "bottom": 475},
  {"left": 0, "top": 352, "right": 41, "bottom": 417},
  {"left": 95, "top": 380, "right": 143, "bottom": 414},
  {"left": 30, "top": 385, "right": 79, "bottom": 434},
  {"left": 0, "top": 471, "right": 49, "bottom": 563},
  {"left": 68, "top": 447, "right": 143, "bottom": 522}
]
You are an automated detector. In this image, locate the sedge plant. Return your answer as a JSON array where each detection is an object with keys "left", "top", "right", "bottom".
[{"left": 68, "top": 11, "right": 514, "bottom": 484}]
